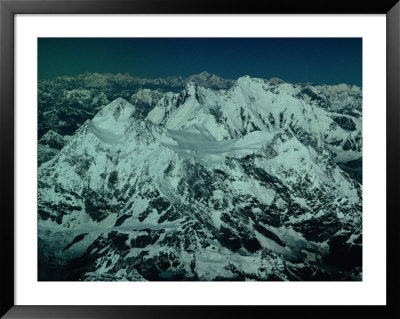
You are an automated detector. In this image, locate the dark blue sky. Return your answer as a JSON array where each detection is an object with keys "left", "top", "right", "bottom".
[{"left": 38, "top": 38, "right": 362, "bottom": 86}]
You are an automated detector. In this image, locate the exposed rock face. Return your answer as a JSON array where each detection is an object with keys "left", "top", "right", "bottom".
[
  {"left": 38, "top": 76, "right": 362, "bottom": 281},
  {"left": 130, "top": 89, "right": 164, "bottom": 116}
]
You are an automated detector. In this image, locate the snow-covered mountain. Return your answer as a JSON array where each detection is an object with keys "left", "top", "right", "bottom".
[
  {"left": 148, "top": 77, "right": 361, "bottom": 163},
  {"left": 38, "top": 76, "right": 362, "bottom": 281},
  {"left": 38, "top": 72, "right": 361, "bottom": 139},
  {"left": 38, "top": 71, "right": 234, "bottom": 138}
]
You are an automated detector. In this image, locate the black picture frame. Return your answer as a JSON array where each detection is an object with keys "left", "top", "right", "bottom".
[{"left": 1, "top": 0, "right": 399, "bottom": 318}]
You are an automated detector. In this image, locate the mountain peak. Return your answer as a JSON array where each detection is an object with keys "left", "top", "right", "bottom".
[
  {"left": 236, "top": 75, "right": 252, "bottom": 85},
  {"left": 91, "top": 98, "right": 141, "bottom": 139},
  {"left": 96, "top": 98, "right": 134, "bottom": 117},
  {"left": 198, "top": 71, "right": 211, "bottom": 77},
  {"left": 38, "top": 129, "right": 67, "bottom": 150},
  {"left": 187, "top": 71, "right": 211, "bottom": 82},
  {"left": 269, "top": 77, "right": 285, "bottom": 85},
  {"left": 235, "top": 76, "right": 259, "bottom": 91},
  {"left": 184, "top": 81, "right": 198, "bottom": 96}
]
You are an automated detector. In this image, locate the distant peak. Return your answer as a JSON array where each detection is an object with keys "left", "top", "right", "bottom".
[
  {"left": 187, "top": 71, "right": 212, "bottom": 81},
  {"left": 336, "top": 83, "right": 351, "bottom": 90},
  {"left": 199, "top": 71, "right": 211, "bottom": 77},
  {"left": 269, "top": 77, "right": 285, "bottom": 85}
]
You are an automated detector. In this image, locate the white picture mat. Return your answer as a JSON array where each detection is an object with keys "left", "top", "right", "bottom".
[{"left": 14, "top": 14, "right": 386, "bottom": 305}]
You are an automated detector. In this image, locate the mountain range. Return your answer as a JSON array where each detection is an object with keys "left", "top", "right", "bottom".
[{"left": 38, "top": 73, "right": 362, "bottom": 281}]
